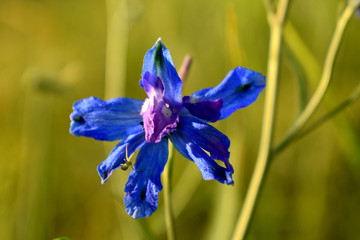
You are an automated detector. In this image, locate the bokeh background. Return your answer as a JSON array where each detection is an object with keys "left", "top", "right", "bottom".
[{"left": 1, "top": 0, "right": 360, "bottom": 239}]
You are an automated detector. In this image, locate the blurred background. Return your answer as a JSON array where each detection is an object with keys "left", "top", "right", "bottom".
[{"left": 1, "top": 0, "right": 360, "bottom": 239}]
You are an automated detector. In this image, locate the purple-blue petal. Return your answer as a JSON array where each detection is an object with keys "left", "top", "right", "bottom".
[
  {"left": 170, "top": 116, "right": 234, "bottom": 184},
  {"left": 97, "top": 131, "right": 146, "bottom": 183},
  {"left": 191, "top": 67, "right": 265, "bottom": 120},
  {"left": 142, "top": 100, "right": 179, "bottom": 143},
  {"left": 70, "top": 97, "right": 144, "bottom": 141},
  {"left": 182, "top": 96, "right": 223, "bottom": 122},
  {"left": 142, "top": 71, "right": 165, "bottom": 101},
  {"left": 140, "top": 39, "right": 182, "bottom": 105},
  {"left": 141, "top": 71, "right": 179, "bottom": 143},
  {"left": 124, "top": 138, "right": 169, "bottom": 219}
]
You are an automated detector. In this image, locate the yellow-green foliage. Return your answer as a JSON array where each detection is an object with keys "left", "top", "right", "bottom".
[{"left": 0, "top": 0, "right": 359, "bottom": 239}]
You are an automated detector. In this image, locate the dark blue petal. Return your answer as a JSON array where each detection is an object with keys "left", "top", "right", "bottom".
[
  {"left": 191, "top": 67, "right": 265, "bottom": 120},
  {"left": 70, "top": 97, "right": 144, "bottom": 141},
  {"left": 97, "top": 131, "right": 146, "bottom": 183},
  {"left": 182, "top": 96, "right": 223, "bottom": 122},
  {"left": 170, "top": 116, "right": 234, "bottom": 184},
  {"left": 124, "top": 138, "right": 169, "bottom": 218},
  {"left": 140, "top": 39, "right": 183, "bottom": 105}
]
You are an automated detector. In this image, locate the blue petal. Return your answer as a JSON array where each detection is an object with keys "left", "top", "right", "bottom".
[
  {"left": 182, "top": 96, "right": 223, "bottom": 122},
  {"left": 190, "top": 67, "right": 265, "bottom": 120},
  {"left": 140, "top": 39, "right": 183, "bottom": 105},
  {"left": 97, "top": 131, "right": 146, "bottom": 183},
  {"left": 124, "top": 138, "right": 169, "bottom": 219},
  {"left": 70, "top": 97, "right": 144, "bottom": 141},
  {"left": 170, "top": 116, "right": 234, "bottom": 184}
]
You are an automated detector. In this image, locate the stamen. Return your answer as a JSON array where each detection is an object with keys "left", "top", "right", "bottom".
[{"left": 162, "top": 105, "right": 173, "bottom": 118}]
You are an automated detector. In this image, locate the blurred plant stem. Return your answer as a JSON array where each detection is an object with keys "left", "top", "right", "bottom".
[
  {"left": 105, "top": 0, "right": 128, "bottom": 99},
  {"left": 281, "top": 20, "right": 360, "bottom": 174},
  {"left": 178, "top": 55, "right": 192, "bottom": 85},
  {"left": 163, "top": 143, "right": 176, "bottom": 240},
  {"left": 232, "top": 1, "right": 359, "bottom": 239},
  {"left": 274, "top": 1, "right": 359, "bottom": 154},
  {"left": 104, "top": 0, "right": 128, "bottom": 189},
  {"left": 104, "top": 1, "right": 143, "bottom": 239},
  {"left": 16, "top": 85, "right": 55, "bottom": 240},
  {"left": 225, "top": 3, "right": 247, "bottom": 67},
  {"left": 232, "top": 0, "right": 289, "bottom": 239}
]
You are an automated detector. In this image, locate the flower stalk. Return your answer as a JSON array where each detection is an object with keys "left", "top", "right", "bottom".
[
  {"left": 274, "top": 0, "right": 359, "bottom": 154},
  {"left": 231, "top": 0, "right": 289, "bottom": 239},
  {"left": 163, "top": 142, "right": 176, "bottom": 240},
  {"left": 163, "top": 55, "right": 192, "bottom": 240},
  {"left": 287, "top": 82, "right": 360, "bottom": 147}
]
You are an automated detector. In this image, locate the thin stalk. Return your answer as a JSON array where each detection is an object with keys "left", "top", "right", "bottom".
[
  {"left": 104, "top": 0, "right": 128, "bottom": 169},
  {"left": 162, "top": 56, "right": 192, "bottom": 240},
  {"left": 163, "top": 143, "right": 176, "bottom": 240},
  {"left": 291, "top": 82, "right": 360, "bottom": 145},
  {"left": 275, "top": 1, "right": 358, "bottom": 154},
  {"left": 280, "top": 18, "right": 360, "bottom": 170},
  {"left": 231, "top": 0, "right": 289, "bottom": 239}
]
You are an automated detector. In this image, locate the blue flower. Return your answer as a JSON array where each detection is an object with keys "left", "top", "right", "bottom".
[{"left": 70, "top": 39, "right": 265, "bottom": 219}]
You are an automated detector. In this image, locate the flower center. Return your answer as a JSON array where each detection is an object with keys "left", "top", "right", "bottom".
[
  {"left": 141, "top": 99, "right": 179, "bottom": 143},
  {"left": 162, "top": 103, "right": 173, "bottom": 117},
  {"left": 140, "top": 72, "right": 180, "bottom": 143}
]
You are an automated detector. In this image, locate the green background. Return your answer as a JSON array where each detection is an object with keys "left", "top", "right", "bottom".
[{"left": 1, "top": 0, "right": 359, "bottom": 239}]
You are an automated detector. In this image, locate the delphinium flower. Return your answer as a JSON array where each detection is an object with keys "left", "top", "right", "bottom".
[{"left": 70, "top": 38, "right": 266, "bottom": 219}]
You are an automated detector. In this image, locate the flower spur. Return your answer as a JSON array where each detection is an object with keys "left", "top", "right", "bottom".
[{"left": 70, "top": 38, "right": 266, "bottom": 219}]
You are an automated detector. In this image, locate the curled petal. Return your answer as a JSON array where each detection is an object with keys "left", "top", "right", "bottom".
[
  {"left": 191, "top": 67, "right": 265, "bottom": 120},
  {"left": 140, "top": 38, "right": 183, "bottom": 105},
  {"left": 124, "top": 138, "right": 169, "bottom": 219},
  {"left": 170, "top": 117, "right": 234, "bottom": 184},
  {"left": 142, "top": 72, "right": 165, "bottom": 102},
  {"left": 70, "top": 97, "right": 144, "bottom": 141},
  {"left": 97, "top": 131, "right": 146, "bottom": 183}
]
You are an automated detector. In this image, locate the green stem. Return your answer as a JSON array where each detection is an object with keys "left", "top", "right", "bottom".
[
  {"left": 274, "top": 1, "right": 358, "bottom": 154},
  {"left": 231, "top": 0, "right": 289, "bottom": 239},
  {"left": 292, "top": 82, "right": 360, "bottom": 144},
  {"left": 104, "top": 0, "right": 128, "bottom": 164},
  {"left": 163, "top": 142, "right": 176, "bottom": 240},
  {"left": 103, "top": 1, "right": 145, "bottom": 239},
  {"left": 162, "top": 56, "right": 192, "bottom": 240}
]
